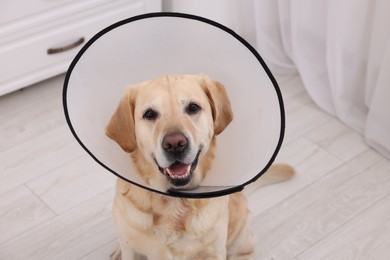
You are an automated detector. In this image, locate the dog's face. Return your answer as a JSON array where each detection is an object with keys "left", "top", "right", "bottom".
[{"left": 106, "top": 75, "right": 233, "bottom": 191}]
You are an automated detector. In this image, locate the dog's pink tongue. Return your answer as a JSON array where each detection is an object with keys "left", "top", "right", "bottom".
[{"left": 166, "top": 162, "right": 190, "bottom": 177}]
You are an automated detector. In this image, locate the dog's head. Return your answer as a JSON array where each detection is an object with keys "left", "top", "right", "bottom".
[{"left": 106, "top": 74, "right": 233, "bottom": 191}]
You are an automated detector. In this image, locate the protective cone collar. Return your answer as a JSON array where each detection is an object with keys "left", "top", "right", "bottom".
[{"left": 63, "top": 13, "right": 285, "bottom": 198}]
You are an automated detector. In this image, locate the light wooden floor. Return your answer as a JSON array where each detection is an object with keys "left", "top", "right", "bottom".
[{"left": 1, "top": 74, "right": 389, "bottom": 260}]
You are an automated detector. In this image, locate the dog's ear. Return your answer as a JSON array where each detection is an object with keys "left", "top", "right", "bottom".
[
  {"left": 201, "top": 76, "right": 233, "bottom": 135},
  {"left": 106, "top": 90, "right": 137, "bottom": 153}
]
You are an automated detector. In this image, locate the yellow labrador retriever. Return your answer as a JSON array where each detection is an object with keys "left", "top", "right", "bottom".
[{"left": 106, "top": 74, "right": 293, "bottom": 259}]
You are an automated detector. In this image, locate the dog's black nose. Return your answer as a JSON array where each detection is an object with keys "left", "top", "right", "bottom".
[{"left": 162, "top": 132, "right": 188, "bottom": 154}]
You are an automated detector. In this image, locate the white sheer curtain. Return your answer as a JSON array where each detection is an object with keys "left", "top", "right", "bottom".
[{"left": 253, "top": 0, "right": 390, "bottom": 159}]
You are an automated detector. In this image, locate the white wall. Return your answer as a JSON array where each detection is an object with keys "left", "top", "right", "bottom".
[{"left": 162, "top": 0, "right": 257, "bottom": 46}]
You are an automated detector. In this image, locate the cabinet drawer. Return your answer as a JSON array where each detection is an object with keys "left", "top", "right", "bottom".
[{"left": 0, "top": 0, "right": 147, "bottom": 95}]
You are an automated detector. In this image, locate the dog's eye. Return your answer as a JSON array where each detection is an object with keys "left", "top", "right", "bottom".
[
  {"left": 143, "top": 109, "right": 159, "bottom": 120},
  {"left": 186, "top": 103, "right": 201, "bottom": 115}
]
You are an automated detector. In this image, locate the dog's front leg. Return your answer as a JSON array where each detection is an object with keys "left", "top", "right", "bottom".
[{"left": 110, "top": 238, "right": 146, "bottom": 260}]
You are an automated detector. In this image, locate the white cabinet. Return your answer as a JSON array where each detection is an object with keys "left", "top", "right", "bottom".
[{"left": 0, "top": 0, "right": 161, "bottom": 96}]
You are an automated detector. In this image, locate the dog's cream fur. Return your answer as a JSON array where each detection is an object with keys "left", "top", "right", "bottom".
[{"left": 106, "top": 75, "right": 294, "bottom": 259}]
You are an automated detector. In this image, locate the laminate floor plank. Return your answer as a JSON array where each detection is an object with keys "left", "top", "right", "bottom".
[
  {"left": 0, "top": 75, "right": 65, "bottom": 152},
  {"left": 306, "top": 118, "right": 369, "bottom": 162},
  {"left": 0, "top": 76, "right": 62, "bottom": 116},
  {"left": 283, "top": 94, "right": 333, "bottom": 144},
  {"left": 0, "top": 126, "right": 86, "bottom": 194},
  {"left": 0, "top": 185, "right": 55, "bottom": 244},
  {"left": 298, "top": 193, "right": 390, "bottom": 260},
  {"left": 27, "top": 155, "right": 116, "bottom": 214},
  {"left": 245, "top": 137, "right": 343, "bottom": 216},
  {"left": 0, "top": 189, "right": 116, "bottom": 260},
  {"left": 79, "top": 239, "right": 118, "bottom": 260},
  {"left": 250, "top": 149, "right": 389, "bottom": 259}
]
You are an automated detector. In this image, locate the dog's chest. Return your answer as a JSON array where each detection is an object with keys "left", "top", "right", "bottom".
[
  {"left": 115, "top": 192, "right": 230, "bottom": 257},
  {"left": 149, "top": 198, "right": 230, "bottom": 255},
  {"left": 152, "top": 201, "right": 188, "bottom": 233}
]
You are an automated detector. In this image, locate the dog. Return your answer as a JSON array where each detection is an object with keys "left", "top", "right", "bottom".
[{"left": 106, "top": 74, "right": 294, "bottom": 259}]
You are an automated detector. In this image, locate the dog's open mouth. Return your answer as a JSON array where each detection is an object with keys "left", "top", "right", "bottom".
[
  {"left": 155, "top": 150, "right": 201, "bottom": 188},
  {"left": 164, "top": 161, "right": 193, "bottom": 186}
]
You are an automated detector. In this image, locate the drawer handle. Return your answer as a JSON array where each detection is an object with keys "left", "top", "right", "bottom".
[{"left": 47, "top": 37, "right": 85, "bottom": 55}]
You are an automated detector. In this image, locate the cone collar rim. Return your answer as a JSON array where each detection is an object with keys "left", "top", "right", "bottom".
[{"left": 63, "top": 12, "right": 285, "bottom": 198}]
